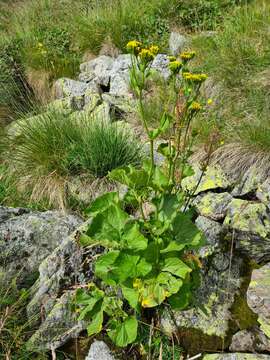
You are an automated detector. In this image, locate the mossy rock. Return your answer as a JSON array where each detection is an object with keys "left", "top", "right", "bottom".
[
  {"left": 247, "top": 263, "right": 270, "bottom": 339},
  {"left": 182, "top": 164, "right": 231, "bottom": 195},
  {"left": 224, "top": 199, "right": 270, "bottom": 263}
]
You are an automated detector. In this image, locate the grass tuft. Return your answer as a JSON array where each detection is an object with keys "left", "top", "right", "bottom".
[{"left": 4, "top": 110, "right": 142, "bottom": 208}]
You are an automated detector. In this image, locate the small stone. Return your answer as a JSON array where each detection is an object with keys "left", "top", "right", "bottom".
[
  {"left": 169, "top": 31, "right": 188, "bottom": 56},
  {"left": 230, "top": 328, "right": 270, "bottom": 352},
  {"left": 247, "top": 263, "right": 270, "bottom": 338},
  {"left": 85, "top": 340, "right": 115, "bottom": 360}
]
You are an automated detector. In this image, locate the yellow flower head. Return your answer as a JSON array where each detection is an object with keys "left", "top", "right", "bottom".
[
  {"left": 190, "top": 102, "right": 202, "bottom": 112},
  {"left": 207, "top": 98, "right": 213, "bottom": 105},
  {"left": 139, "top": 48, "right": 155, "bottom": 63},
  {"left": 168, "top": 60, "right": 183, "bottom": 74},
  {"left": 168, "top": 55, "right": 176, "bottom": 62},
  {"left": 126, "top": 40, "right": 142, "bottom": 55},
  {"left": 133, "top": 278, "right": 142, "bottom": 289},
  {"left": 149, "top": 45, "right": 159, "bottom": 56},
  {"left": 180, "top": 51, "right": 196, "bottom": 61},
  {"left": 183, "top": 72, "right": 208, "bottom": 83}
]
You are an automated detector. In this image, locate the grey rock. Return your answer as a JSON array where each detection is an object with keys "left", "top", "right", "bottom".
[
  {"left": 195, "top": 192, "right": 233, "bottom": 221},
  {"left": 110, "top": 71, "right": 130, "bottom": 96},
  {"left": 203, "top": 354, "right": 270, "bottom": 360},
  {"left": 85, "top": 340, "right": 115, "bottom": 360},
  {"left": 54, "top": 78, "right": 89, "bottom": 99},
  {"left": 182, "top": 164, "right": 231, "bottom": 195},
  {"left": 102, "top": 93, "right": 136, "bottom": 117},
  {"left": 195, "top": 216, "right": 222, "bottom": 257},
  {"left": 109, "top": 54, "right": 132, "bottom": 96},
  {"left": 169, "top": 31, "right": 188, "bottom": 56},
  {"left": 27, "top": 291, "right": 85, "bottom": 351},
  {"left": 224, "top": 199, "right": 270, "bottom": 263},
  {"left": 0, "top": 206, "right": 30, "bottom": 223},
  {"left": 111, "top": 54, "right": 132, "bottom": 73},
  {"left": 27, "top": 221, "right": 90, "bottom": 320},
  {"left": 230, "top": 328, "right": 270, "bottom": 352},
  {"left": 232, "top": 167, "right": 260, "bottom": 196},
  {"left": 151, "top": 54, "right": 171, "bottom": 80},
  {"left": 0, "top": 208, "right": 82, "bottom": 281},
  {"left": 247, "top": 263, "right": 270, "bottom": 338},
  {"left": 27, "top": 220, "right": 105, "bottom": 350},
  {"left": 79, "top": 55, "right": 114, "bottom": 86}
]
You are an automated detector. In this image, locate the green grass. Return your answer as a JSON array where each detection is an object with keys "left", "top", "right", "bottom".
[
  {"left": 0, "top": 0, "right": 244, "bottom": 125},
  {"left": 0, "top": 275, "right": 47, "bottom": 360},
  {"left": 191, "top": 0, "right": 270, "bottom": 176},
  {"left": 3, "top": 110, "right": 142, "bottom": 208}
]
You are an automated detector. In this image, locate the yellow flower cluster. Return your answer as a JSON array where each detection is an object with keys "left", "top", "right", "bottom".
[
  {"left": 126, "top": 40, "right": 142, "bottom": 55},
  {"left": 183, "top": 72, "right": 208, "bottom": 83},
  {"left": 190, "top": 101, "right": 202, "bottom": 111},
  {"left": 180, "top": 51, "right": 196, "bottom": 61},
  {"left": 149, "top": 45, "right": 159, "bottom": 56},
  {"left": 139, "top": 48, "right": 155, "bottom": 63},
  {"left": 169, "top": 60, "right": 183, "bottom": 74}
]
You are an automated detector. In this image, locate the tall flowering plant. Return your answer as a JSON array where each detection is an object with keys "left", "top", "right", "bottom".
[{"left": 75, "top": 41, "right": 210, "bottom": 348}]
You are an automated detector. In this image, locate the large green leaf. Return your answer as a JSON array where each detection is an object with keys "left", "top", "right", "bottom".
[
  {"left": 157, "top": 272, "right": 183, "bottom": 295},
  {"left": 172, "top": 212, "right": 205, "bottom": 248},
  {"left": 122, "top": 222, "right": 148, "bottom": 251},
  {"left": 85, "top": 192, "right": 119, "bottom": 216},
  {"left": 95, "top": 251, "right": 120, "bottom": 283},
  {"left": 152, "top": 167, "right": 170, "bottom": 191},
  {"left": 109, "top": 165, "right": 148, "bottom": 189},
  {"left": 136, "top": 257, "right": 152, "bottom": 277},
  {"left": 162, "top": 258, "right": 191, "bottom": 279},
  {"left": 112, "top": 252, "right": 140, "bottom": 282},
  {"left": 160, "top": 241, "right": 185, "bottom": 253},
  {"left": 121, "top": 286, "right": 139, "bottom": 309},
  {"left": 168, "top": 283, "right": 192, "bottom": 310},
  {"left": 157, "top": 142, "right": 175, "bottom": 160},
  {"left": 157, "top": 193, "right": 180, "bottom": 223},
  {"left": 87, "top": 204, "right": 128, "bottom": 243},
  {"left": 108, "top": 316, "right": 138, "bottom": 347},
  {"left": 87, "top": 310, "right": 104, "bottom": 336}
]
